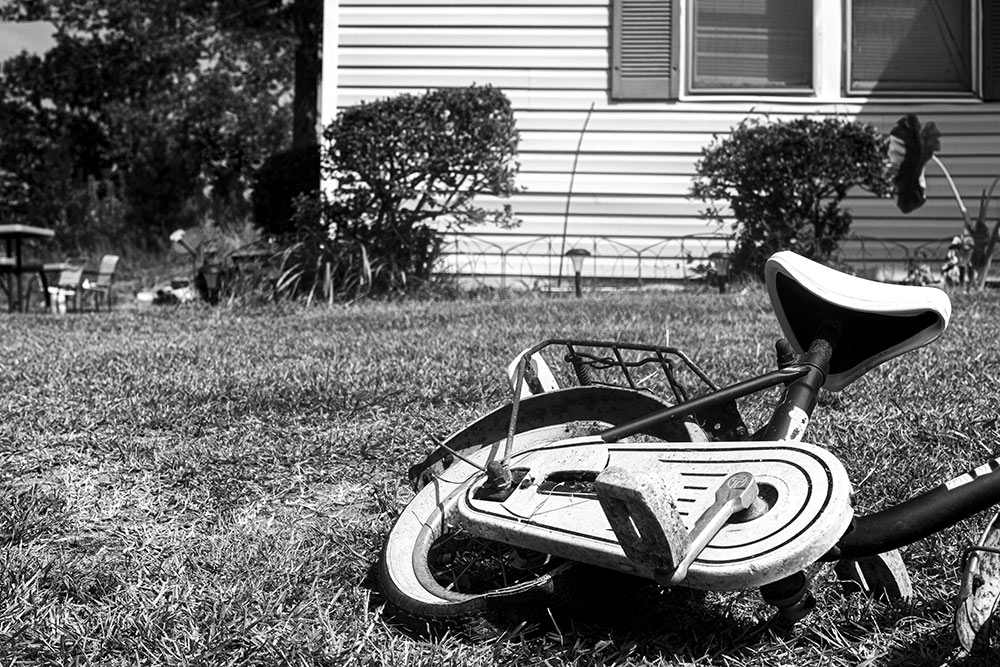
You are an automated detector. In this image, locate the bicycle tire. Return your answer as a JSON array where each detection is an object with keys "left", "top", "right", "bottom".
[{"left": 378, "top": 423, "right": 595, "bottom": 626}]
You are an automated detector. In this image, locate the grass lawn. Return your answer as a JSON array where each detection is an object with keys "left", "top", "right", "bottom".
[{"left": 2, "top": 287, "right": 999, "bottom": 666}]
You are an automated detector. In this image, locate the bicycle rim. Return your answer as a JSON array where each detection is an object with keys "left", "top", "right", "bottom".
[{"left": 379, "top": 424, "right": 591, "bottom": 623}]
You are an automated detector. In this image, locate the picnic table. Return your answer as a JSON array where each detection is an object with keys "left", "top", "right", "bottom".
[
  {"left": 0, "top": 224, "right": 55, "bottom": 312},
  {"left": 230, "top": 247, "right": 272, "bottom": 267}
]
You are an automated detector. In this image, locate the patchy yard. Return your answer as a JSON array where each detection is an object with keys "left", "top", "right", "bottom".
[{"left": 1, "top": 289, "right": 999, "bottom": 665}]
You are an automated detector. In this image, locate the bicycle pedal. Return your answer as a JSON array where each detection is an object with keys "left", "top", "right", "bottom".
[
  {"left": 594, "top": 466, "right": 691, "bottom": 576},
  {"left": 596, "top": 468, "right": 757, "bottom": 586}
]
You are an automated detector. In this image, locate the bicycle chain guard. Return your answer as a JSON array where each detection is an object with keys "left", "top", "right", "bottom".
[{"left": 956, "top": 512, "right": 1000, "bottom": 653}]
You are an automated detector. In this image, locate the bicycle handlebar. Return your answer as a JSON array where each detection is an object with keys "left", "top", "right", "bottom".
[{"left": 759, "top": 320, "right": 838, "bottom": 442}]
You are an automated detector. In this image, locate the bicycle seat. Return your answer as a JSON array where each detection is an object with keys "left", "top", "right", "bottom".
[{"left": 764, "top": 251, "right": 951, "bottom": 391}]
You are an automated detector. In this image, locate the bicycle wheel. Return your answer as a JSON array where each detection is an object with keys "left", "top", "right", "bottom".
[
  {"left": 379, "top": 423, "right": 593, "bottom": 625},
  {"left": 380, "top": 386, "right": 717, "bottom": 626}
]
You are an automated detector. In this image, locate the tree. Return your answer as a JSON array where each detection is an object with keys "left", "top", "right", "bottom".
[
  {"left": 0, "top": 0, "right": 296, "bottom": 249},
  {"left": 291, "top": 0, "right": 321, "bottom": 151},
  {"left": 214, "top": 0, "right": 322, "bottom": 150}
]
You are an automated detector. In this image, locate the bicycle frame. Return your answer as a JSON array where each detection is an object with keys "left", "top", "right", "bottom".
[
  {"left": 379, "top": 250, "right": 985, "bottom": 634},
  {"left": 489, "top": 322, "right": 1000, "bottom": 573}
]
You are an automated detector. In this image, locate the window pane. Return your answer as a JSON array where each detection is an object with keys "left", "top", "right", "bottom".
[
  {"left": 691, "top": 0, "right": 812, "bottom": 91},
  {"left": 850, "top": 0, "right": 971, "bottom": 93}
]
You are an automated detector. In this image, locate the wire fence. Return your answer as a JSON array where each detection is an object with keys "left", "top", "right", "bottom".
[{"left": 436, "top": 231, "right": 990, "bottom": 290}]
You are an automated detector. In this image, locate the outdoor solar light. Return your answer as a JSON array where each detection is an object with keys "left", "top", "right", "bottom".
[
  {"left": 713, "top": 252, "right": 731, "bottom": 294},
  {"left": 197, "top": 261, "right": 222, "bottom": 305},
  {"left": 565, "top": 248, "right": 591, "bottom": 298}
]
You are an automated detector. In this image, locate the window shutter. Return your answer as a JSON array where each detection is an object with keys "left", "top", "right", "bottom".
[
  {"left": 611, "top": 0, "right": 679, "bottom": 100},
  {"left": 985, "top": 0, "right": 1000, "bottom": 101}
]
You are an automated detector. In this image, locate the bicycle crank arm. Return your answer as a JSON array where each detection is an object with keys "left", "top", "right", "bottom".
[{"left": 666, "top": 471, "right": 758, "bottom": 585}]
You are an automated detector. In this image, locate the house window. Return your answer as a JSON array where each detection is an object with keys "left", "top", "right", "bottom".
[
  {"left": 690, "top": 0, "right": 812, "bottom": 92},
  {"left": 610, "top": 0, "right": 999, "bottom": 101},
  {"left": 848, "top": 0, "right": 973, "bottom": 95}
]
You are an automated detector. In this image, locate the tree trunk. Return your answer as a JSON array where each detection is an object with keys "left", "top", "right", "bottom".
[{"left": 292, "top": 0, "right": 322, "bottom": 150}]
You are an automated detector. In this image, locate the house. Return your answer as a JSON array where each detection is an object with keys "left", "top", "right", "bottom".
[{"left": 323, "top": 0, "right": 1000, "bottom": 284}]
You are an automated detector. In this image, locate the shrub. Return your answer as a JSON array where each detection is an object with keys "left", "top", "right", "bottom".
[
  {"left": 252, "top": 145, "right": 321, "bottom": 236},
  {"left": 317, "top": 84, "right": 520, "bottom": 295},
  {"left": 691, "top": 116, "right": 893, "bottom": 278}
]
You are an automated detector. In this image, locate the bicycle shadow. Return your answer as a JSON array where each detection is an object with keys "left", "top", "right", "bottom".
[
  {"left": 545, "top": 578, "right": 777, "bottom": 662},
  {"left": 875, "top": 623, "right": 997, "bottom": 667},
  {"left": 373, "top": 563, "right": 777, "bottom": 661},
  {"left": 370, "top": 560, "right": 999, "bottom": 665}
]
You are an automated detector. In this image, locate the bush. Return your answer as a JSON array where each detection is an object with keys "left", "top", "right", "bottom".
[
  {"left": 252, "top": 145, "right": 321, "bottom": 236},
  {"left": 317, "top": 84, "right": 520, "bottom": 295},
  {"left": 691, "top": 116, "right": 893, "bottom": 278}
]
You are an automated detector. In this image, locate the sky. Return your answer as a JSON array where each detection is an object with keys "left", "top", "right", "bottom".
[{"left": 0, "top": 20, "right": 56, "bottom": 61}]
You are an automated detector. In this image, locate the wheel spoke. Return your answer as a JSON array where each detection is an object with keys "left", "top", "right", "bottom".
[
  {"left": 445, "top": 549, "right": 490, "bottom": 589},
  {"left": 427, "top": 524, "right": 561, "bottom": 595}
]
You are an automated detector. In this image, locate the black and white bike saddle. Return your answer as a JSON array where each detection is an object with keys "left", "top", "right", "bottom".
[{"left": 765, "top": 251, "right": 952, "bottom": 391}]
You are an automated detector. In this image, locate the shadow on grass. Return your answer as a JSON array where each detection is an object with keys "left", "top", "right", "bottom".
[
  {"left": 372, "top": 559, "right": 998, "bottom": 665},
  {"left": 878, "top": 622, "right": 996, "bottom": 667},
  {"left": 374, "top": 564, "right": 778, "bottom": 663},
  {"left": 547, "top": 578, "right": 777, "bottom": 663}
]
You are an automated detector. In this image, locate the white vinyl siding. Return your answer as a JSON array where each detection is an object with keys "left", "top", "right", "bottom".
[{"left": 330, "top": 0, "right": 1000, "bottom": 280}]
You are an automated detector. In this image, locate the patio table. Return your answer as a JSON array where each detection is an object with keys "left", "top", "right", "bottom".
[{"left": 0, "top": 224, "right": 55, "bottom": 312}]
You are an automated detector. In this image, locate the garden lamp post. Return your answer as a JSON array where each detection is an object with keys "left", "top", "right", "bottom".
[
  {"left": 713, "top": 252, "right": 731, "bottom": 294},
  {"left": 565, "top": 248, "right": 590, "bottom": 298}
]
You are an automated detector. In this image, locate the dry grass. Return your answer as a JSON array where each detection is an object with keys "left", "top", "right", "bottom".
[{"left": 1, "top": 287, "right": 999, "bottom": 665}]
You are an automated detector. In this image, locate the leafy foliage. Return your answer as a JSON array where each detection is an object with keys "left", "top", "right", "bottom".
[
  {"left": 275, "top": 211, "right": 448, "bottom": 303},
  {"left": 252, "top": 146, "right": 321, "bottom": 237},
  {"left": 691, "top": 116, "right": 893, "bottom": 277},
  {"left": 900, "top": 111, "right": 1000, "bottom": 290},
  {"left": 934, "top": 148, "right": 1000, "bottom": 289},
  {"left": 0, "top": 0, "right": 296, "bottom": 252},
  {"left": 306, "top": 85, "right": 521, "bottom": 297}
]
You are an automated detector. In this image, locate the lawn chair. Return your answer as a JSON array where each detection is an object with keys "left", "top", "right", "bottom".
[
  {"left": 80, "top": 254, "right": 120, "bottom": 312},
  {"left": 47, "top": 261, "right": 86, "bottom": 313},
  {"left": 0, "top": 256, "right": 13, "bottom": 307}
]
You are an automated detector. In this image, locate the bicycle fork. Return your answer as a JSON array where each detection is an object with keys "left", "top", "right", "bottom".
[
  {"left": 752, "top": 322, "right": 839, "bottom": 621},
  {"left": 598, "top": 322, "right": 844, "bottom": 621}
]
